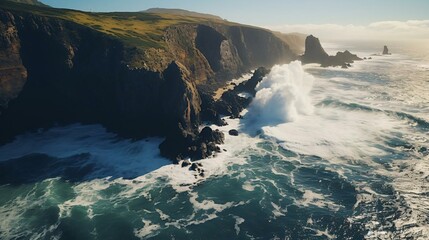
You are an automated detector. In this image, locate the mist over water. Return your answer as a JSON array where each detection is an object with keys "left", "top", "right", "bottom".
[{"left": 1, "top": 44, "right": 429, "bottom": 239}]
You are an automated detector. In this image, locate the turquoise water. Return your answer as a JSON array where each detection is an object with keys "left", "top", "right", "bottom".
[{"left": 0, "top": 49, "right": 428, "bottom": 239}]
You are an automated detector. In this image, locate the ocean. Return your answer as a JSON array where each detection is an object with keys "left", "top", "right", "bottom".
[{"left": 0, "top": 43, "right": 428, "bottom": 239}]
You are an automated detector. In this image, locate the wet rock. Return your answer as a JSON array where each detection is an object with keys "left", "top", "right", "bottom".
[
  {"left": 233, "top": 67, "right": 270, "bottom": 97},
  {"left": 181, "top": 159, "right": 191, "bottom": 167},
  {"left": 199, "top": 126, "right": 224, "bottom": 144},
  {"left": 189, "top": 163, "right": 199, "bottom": 171},
  {"left": 229, "top": 129, "right": 239, "bottom": 136}
]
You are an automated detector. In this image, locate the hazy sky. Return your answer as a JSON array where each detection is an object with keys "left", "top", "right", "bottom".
[{"left": 40, "top": 0, "right": 429, "bottom": 41}]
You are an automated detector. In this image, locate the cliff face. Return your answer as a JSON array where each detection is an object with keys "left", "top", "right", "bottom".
[
  {"left": 0, "top": 11, "right": 26, "bottom": 113},
  {"left": 0, "top": 7, "right": 298, "bottom": 160}
]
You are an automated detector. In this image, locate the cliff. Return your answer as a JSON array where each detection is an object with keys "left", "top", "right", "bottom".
[
  {"left": 0, "top": 1, "right": 300, "bottom": 160},
  {"left": 301, "top": 35, "right": 361, "bottom": 68}
]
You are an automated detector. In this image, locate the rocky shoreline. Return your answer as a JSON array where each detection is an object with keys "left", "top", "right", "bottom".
[{"left": 160, "top": 67, "right": 270, "bottom": 162}]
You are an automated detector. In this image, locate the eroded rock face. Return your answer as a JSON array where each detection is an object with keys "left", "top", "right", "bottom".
[
  {"left": 161, "top": 61, "right": 201, "bottom": 134},
  {"left": 0, "top": 11, "right": 27, "bottom": 112}
]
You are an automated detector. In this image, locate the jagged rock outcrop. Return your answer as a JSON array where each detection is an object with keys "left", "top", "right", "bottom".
[
  {"left": 200, "top": 67, "right": 269, "bottom": 122},
  {"left": 0, "top": 6, "right": 298, "bottom": 160},
  {"left": 233, "top": 67, "right": 270, "bottom": 96},
  {"left": 301, "top": 35, "right": 362, "bottom": 68},
  {"left": 159, "top": 126, "right": 224, "bottom": 161}
]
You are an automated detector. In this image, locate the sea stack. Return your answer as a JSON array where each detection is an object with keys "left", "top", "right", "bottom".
[
  {"left": 301, "top": 35, "right": 329, "bottom": 64},
  {"left": 383, "top": 45, "right": 389, "bottom": 55},
  {"left": 301, "top": 35, "right": 362, "bottom": 68}
]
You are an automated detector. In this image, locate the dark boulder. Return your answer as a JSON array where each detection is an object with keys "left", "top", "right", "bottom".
[
  {"left": 189, "top": 163, "right": 199, "bottom": 171},
  {"left": 229, "top": 129, "right": 239, "bottom": 136},
  {"left": 199, "top": 126, "right": 224, "bottom": 144}
]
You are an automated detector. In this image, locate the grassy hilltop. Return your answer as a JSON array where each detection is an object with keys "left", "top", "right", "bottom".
[{"left": 0, "top": 0, "right": 237, "bottom": 49}]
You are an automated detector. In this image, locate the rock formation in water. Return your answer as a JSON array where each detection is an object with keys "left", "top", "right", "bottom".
[
  {"left": 301, "top": 35, "right": 362, "bottom": 68},
  {"left": 301, "top": 35, "right": 329, "bottom": 64},
  {"left": 383, "top": 45, "right": 390, "bottom": 55},
  {"left": 0, "top": 1, "right": 303, "bottom": 161}
]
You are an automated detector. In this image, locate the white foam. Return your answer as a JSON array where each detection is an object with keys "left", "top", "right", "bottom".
[
  {"left": 233, "top": 216, "right": 245, "bottom": 235},
  {"left": 244, "top": 61, "right": 314, "bottom": 133},
  {"left": 242, "top": 181, "right": 255, "bottom": 191},
  {"left": 58, "top": 178, "right": 111, "bottom": 218},
  {"left": 296, "top": 190, "right": 342, "bottom": 212},
  {"left": 0, "top": 179, "right": 61, "bottom": 239},
  {"left": 134, "top": 220, "right": 161, "bottom": 239},
  {"left": 270, "top": 202, "right": 286, "bottom": 217},
  {"left": 263, "top": 108, "right": 401, "bottom": 162}
]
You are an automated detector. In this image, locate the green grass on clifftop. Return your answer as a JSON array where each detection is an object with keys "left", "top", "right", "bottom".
[
  {"left": 7, "top": 0, "right": 48, "bottom": 7},
  {"left": 0, "top": 1, "right": 233, "bottom": 49}
]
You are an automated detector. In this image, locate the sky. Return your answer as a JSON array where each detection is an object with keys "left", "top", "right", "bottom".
[{"left": 40, "top": 0, "right": 429, "bottom": 41}]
